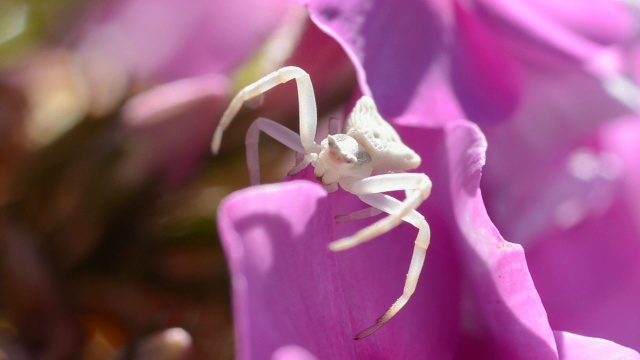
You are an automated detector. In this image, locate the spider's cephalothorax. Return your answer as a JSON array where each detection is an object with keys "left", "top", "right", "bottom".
[
  {"left": 212, "top": 67, "right": 432, "bottom": 340},
  {"left": 314, "top": 133, "right": 373, "bottom": 188},
  {"left": 311, "top": 95, "right": 421, "bottom": 192}
]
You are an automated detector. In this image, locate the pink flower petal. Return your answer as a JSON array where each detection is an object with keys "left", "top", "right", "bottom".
[
  {"left": 554, "top": 331, "right": 640, "bottom": 360},
  {"left": 512, "top": 0, "right": 636, "bottom": 46},
  {"left": 306, "top": 0, "right": 468, "bottom": 123},
  {"left": 218, "top": 181, "right": 354, "bottom": 359},
  {"left": 119, "top": 74, "right": 229, "bottom": 185},
  {"left": 73, "top": 0, "right": 294, "bottom": 81},
  {"left": 478, "top": 41, "right": 640, "bottom": 354},
  {"left": 450, "top": 2, "right": 522, "bottom": 124},
  {"left": 520, "top": 118, "right": 640, "bottom": 351},
  {"left": 443, "top": 121, "right": 557, "bottom": 358},
  {"left": 471, "top": 0, "right": 611, "bottom": 67}
]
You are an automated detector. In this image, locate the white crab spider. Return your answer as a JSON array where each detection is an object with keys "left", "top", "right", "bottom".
[{"left": 211, "top": 66, "right": 432, "bottom": 340}]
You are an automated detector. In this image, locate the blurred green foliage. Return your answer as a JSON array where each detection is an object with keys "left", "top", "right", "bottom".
[{"left": 0, "top": 0, "right": 85, "bottom": 65}]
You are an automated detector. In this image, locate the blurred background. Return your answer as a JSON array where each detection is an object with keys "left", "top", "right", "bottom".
[{"left": 0, "top": 0, "right": 357, "bottom": 358}]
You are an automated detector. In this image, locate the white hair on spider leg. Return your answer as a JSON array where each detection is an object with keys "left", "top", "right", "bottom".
[{"left": 211, "top": 66, "right": 432, "bottom": 340}]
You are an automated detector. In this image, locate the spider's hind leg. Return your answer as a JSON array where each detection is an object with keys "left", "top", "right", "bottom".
[
  {"left": 335, "top": 206, "right": 383, "bottom": 223},
  {"left": 351, "top": 192, "right": 431, "bottom": 340},
  {"left": 330, "top": 172, "right": 432, "bottom": 339},
  {"left": 331, "top": 173, "right": 431, "bottom": 251}
]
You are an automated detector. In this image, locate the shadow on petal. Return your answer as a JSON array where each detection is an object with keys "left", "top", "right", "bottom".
[
  {"left": 450, "top": 2, "right": 521, "bottom": 124},
  {"left": 218, "top": 181, "right": 356, "bottom": 359}
]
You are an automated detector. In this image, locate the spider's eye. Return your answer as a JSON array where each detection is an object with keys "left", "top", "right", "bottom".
[
  {"left": 327, "top": 136, "right": 338, "bottom": 148},
  {"left": 345, "top": 155, "right": 356, "bottom": 164}
]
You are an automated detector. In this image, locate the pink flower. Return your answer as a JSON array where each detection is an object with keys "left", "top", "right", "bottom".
[{"left": 216, "top": 0, "right": 640, "bottom": 358}]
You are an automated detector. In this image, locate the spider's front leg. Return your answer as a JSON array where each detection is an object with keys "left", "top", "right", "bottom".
[
  {"left": 245, "top": 117, "right": 305, "bottom": 185},
  {"left": 211, "top": 66, "right": 319, "bottom": 156},
  {"left": 333, "top": 172, "right": 432, "bottom": 339}
]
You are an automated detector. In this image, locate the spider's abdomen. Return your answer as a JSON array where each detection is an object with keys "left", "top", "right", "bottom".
[{"left": 344, "top": 96, "right": 421, "bottom": 174}]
